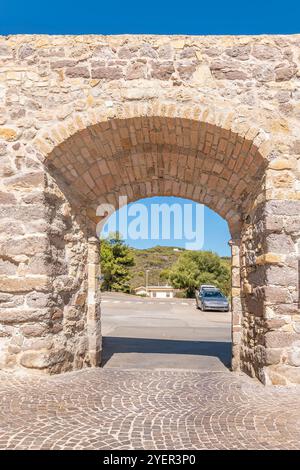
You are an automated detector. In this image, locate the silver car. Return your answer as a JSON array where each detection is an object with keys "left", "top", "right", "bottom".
[{"left": 196, "top": 288, "right": 229, "bottom": 312}]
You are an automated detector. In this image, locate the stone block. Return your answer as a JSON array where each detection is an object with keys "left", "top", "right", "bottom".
[
  {"left": 265, "top": 348, "right": 282, "bottom": 365},
  {"left": 21, "top": 323, "right": 48, "bottom": 338},
  {"left": 263, "top": 286, "right": 291, "bottom": 304},
  {"left": 0, "top": 275, "right": 50, "bottom": 293},
  {"left": 265, "top": 331, "right": 300, "bottom": 348},
  {"left": 266, "top": 364, "right": 300, "bottom": 385},
  {"left": 266, "top": 265, "right": 297, "bottom": 286},
  {"left": 151, "top": 61, "right": 175, "bottom": 80},
  {"left": 26, "top": 292, "right": 51, "bottom": 308},
  {"left": 0, "top": 128, "right": 17, "bottom": 141},
  {"left": 0, "top": 307, "right": 50, "bottom": 324},
  {"left": 265, "top": 200, "right": 300, "bottom": 216},
  {"left": 0, "top": 236, "right": 49, "bottom": 257},
  {"left": 91, "top": 66, "right": 123, "bottom": 80},
  {"left": 65, "top": 67, "right": 90, "bottom": 78},
  {"left": 265, "top": 233, "right": 295, "bottom": 254},
  {"left": 20, "top": 348, "right": 68, "bottom": 369}
]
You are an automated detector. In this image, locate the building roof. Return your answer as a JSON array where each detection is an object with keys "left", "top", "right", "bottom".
[{"left": 134, "top": 285, "right": 175, "bottom": 291}]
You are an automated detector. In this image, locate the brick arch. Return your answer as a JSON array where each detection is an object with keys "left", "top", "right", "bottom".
[
  {"left": 0, "top": 107, "right": 275, "bottom": 383},
  {"left": 34, "top": 103, "right": 272, "bottom": 161},
  {"left": 43, "top": 114, "right": 267, "bottom": 236},
  {"left": 36, "top": 112, "right": 269, "bottom": 381}
]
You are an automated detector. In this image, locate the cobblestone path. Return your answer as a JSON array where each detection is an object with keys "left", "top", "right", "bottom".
[{"left": 0, "top": 369, "right": 300, "bottom": 450}]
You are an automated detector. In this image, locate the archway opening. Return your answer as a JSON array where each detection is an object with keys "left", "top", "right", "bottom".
[
  {"left": 0, "top": 112, "right": 270, "bottom": 381},
  {"left": 42, "top": 114, "right": 266, "bottom": 379},
  {"left": 99, "top": 196, "right": 233, "bottom": 371}
]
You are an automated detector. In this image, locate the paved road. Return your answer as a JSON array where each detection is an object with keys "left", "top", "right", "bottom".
[{"left": 101, "top": 292, "right": 231, "bottom": 371}]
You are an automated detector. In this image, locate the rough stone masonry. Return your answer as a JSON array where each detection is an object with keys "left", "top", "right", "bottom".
[{"left": 0, "top": 34, "right": 300, "bottom": 385}]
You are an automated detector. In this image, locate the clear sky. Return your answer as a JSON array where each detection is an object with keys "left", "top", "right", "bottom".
[
  {"left": 3, "top": 1, "right": 297, "bottom": 256},
  {"left": 1, "top": 0, "right": 299, "bottom": 35},
  {"left": 102, "top": 197, "right": 231, "bottom": 256}
]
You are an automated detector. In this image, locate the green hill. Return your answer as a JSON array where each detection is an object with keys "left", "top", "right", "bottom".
[
  {"left": 128, "top": 245, "right": 185, "bottom": 289},
  {"left": 128, "top": 245, "right": 230, "bottom": 292}
]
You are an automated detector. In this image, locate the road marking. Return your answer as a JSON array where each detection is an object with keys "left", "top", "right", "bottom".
[{"left": 101, "top": 299, "right": 193, "bottom": 306}]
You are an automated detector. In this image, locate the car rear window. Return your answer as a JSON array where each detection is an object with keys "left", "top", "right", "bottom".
[{"left": 203, "top": 291, "right": 223, "bottom": 298}]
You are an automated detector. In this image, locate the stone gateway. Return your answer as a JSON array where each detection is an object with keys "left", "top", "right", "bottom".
[{"left": 0, "top": 34, "right": 299, "bottom": 385}]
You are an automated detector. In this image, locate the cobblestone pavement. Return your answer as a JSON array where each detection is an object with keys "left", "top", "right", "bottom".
[{"left": 0, "top": 368, "right": 300, "bottom": 450}]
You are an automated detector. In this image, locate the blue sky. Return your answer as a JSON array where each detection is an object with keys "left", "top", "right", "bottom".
[
  {"left": 102, "top": 197, "right": 231, "bottom": 256},
  {"left": 1, "top": 0, "right": 300, "bottom": 35},
  {"left": 3, "top": 1, "right": 298, "bottom": 256}
]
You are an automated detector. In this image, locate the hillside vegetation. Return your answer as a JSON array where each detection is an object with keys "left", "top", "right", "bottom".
[
  {"left": 128, "top": 246, "right": 184, "bottom": 289},
  {"left": 100, "top": 234, "right": 231, "bottom": 298},
  {"left": 128, "top": 246, "right": 231, "bottom": 296}
]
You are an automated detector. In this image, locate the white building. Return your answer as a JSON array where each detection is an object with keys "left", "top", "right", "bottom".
[{"left": 134, "top": 285, "right": 176, "bottom": 299}]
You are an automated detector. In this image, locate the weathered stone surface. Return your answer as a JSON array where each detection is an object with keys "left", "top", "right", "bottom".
[
  {"left": 265, "top": 318, "right": 288, "bottom": 330},
  {"left": 51, "top": 59, "right": 78, "bottom": 68},
  {"left": 3, "top": 172, "right": 45, "bottom": 191},
  {"left": 210, "top": 61, "right": 248, "bottom": 80},
  {"left": 275, "top": 64, "right": 297, "bottom": 81},
  {"left": 252, "top": 44, "right": 279, "bottom": 60},
  {"left": 0, "top": 33, "right": 299, "bottom": 385},
  {"left": 0, "top": 276, "right": 50, "bottom": 293},
  {"left": 253, "top": 64, "right": 274, "bottom": 82},
  {"left": 21, "top": 323, "right": 48, "bottom": 337},
  {"left": 267, "top": 364, "right": 300, "bottom": 385},
  {"left": 287, "top": 347, "right": 300, "bottom": 367},
  {"left": 265, "top": 200, "right": 300, "bottom": 216},
  {"left": 18, "top": 44, "right": 35, "bottom": 60},
  {"left": 65, "top": 67, "right": 90, "bottom": 78},
  {"left": 266, "top": 265, "right": 297, "bottom": 286},
  {"left": 265, "top": 348, "right": 282, "bottom": 365},
  {"left": 20, "top": 348, "right": 68, "bottom": 369},
  {"left": 225, "top": 45, "right": 250, "bottom": 60},
  {"left": 265, "top": 233, "right": 295, "bottom": 254},
  {"left": 0, "top": 307, "right": 50, "bottom": 324},
  {"left": 91, "top": 66, "right": 123, "bottom": 80},
  {"left": 0, "top": 191, "right": 16, "bottom": 204},
  {"left": 126, "top": 62, "right": 146, "bottom": 80},
  {"left": 265, "top": 331, "right": 300, "bottom": 348},
  {"left": 26, "top": 292, "right": 51, "bottom": 308},
  {"left": 151, "top": 61, "right": 175, "bottom": 79},
  {"left": 0, "top": 236, "right": 48, "bottom": 257},
  {"left": 0, "top": 293, "right": 24, "bottom": 308},
  {"left": 263, "top": 286, "right": 292, "bottom": 304},
  {"left": 0, "top": 128, "right": 17, "bottom": 141}
]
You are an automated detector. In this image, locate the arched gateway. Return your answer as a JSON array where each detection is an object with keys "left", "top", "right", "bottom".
[{"left": 0, "top": 34, "right": 299, "bottom": 385}]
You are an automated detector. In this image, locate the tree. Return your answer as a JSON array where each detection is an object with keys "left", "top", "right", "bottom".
[
  {"left": 100, "top": 232, "right": 135, "bottom": 292},
  {"left": 167, "top": 250, "right": 231, "bottom": 298}
]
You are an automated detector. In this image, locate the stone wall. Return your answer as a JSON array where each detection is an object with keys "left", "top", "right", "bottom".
[{"left": 0, "top": 34, "right": 300, "bottom": 384}]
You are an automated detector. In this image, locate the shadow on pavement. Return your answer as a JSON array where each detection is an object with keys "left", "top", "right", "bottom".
[{"left": 102, "top": 336, "right": 231, "bottom": 368}]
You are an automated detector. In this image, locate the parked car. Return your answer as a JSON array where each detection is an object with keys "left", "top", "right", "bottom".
[{"left": 196, "top": 288, "right": 229, "bottom": 312}]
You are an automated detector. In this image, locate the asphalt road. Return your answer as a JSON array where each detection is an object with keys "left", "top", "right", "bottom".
[{"left": 101, "top": 292, "right": 231, "bottom": 372}]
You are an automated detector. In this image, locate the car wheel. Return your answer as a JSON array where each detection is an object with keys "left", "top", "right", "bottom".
[{"left": 201, "top": 303, "right": 205, "bottom": 311}]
